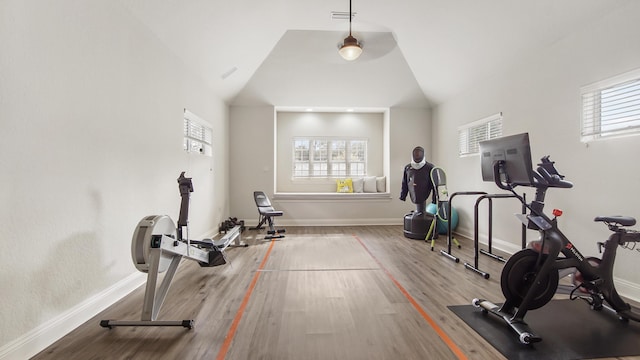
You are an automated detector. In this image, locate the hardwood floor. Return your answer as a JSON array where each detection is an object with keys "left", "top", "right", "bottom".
[{"left": 31, "top": 226, "right": 640, "bottom": 360}]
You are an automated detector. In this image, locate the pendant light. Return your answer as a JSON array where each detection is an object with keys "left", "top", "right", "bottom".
[{"left": 338, "top": 0, "right": 362, "bottom": 61}]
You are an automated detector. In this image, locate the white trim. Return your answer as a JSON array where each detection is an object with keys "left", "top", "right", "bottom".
[
  {"left": 614, "top": 276, "right": 640, "bottom": 303},
  {"left": 275, "top": 106, "right": 388, "bottom": 114},
  {"left": 454, "top": 228, "right": 523, "bottom": 256},
  {"left": 273, "top": 192, "right": 392, "bottom": 201},
  {"left": 581, "top": 67, "right": 640, "bottom": 93},
  {"left": 0, "top": 272, "right": 145, "bottom": 360}
]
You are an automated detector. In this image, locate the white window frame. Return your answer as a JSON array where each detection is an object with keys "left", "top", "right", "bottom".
[
  {"left": 581, "top": 68, "right": 640, "bottom": 142},
  {"left": 292, "top": 137, "right": 367, "bottom": 179},
  {"left": 458, "top": 113, "right": 503, "bottom": 157},
  {"left": 183, "top": 109, "right": 213, "bottom": 156}
]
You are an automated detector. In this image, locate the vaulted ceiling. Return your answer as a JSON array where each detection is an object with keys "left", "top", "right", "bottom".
[{"left": 117, "top": 0, "right": 628, "bottom": 107}]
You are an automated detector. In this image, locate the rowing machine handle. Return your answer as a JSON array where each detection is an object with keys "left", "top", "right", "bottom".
[{"left": 177, "top": 172, "right": 193, "bottom": 227}]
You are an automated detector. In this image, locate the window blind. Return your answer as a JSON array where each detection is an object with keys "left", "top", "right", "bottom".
[
  {"left": 183, "top": 109, "right": 213, "bottom": 156},
  {"left": 458, "top": 113, "right": 503, "bottom": 156}
]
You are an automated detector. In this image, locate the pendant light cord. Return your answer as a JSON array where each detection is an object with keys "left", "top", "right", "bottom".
[{"left": 349, "top": 0, "right": 353, "bottom": 35}]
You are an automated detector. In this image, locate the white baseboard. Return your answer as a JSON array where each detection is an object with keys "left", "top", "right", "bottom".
[
  {"left": 0, "top": 272, "right": 145, "bottom": 360},
  {"left": 613, "top": 276, "right": 640, "bottom": 303},
  {"left": 455, "top": 227, "right": 523, "bottom": 255},
  {"left": 276, "top": 218, "right": 403, "bottom": 227}
]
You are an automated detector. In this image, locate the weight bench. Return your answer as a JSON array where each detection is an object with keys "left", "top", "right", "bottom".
[{"left": 249, "top": 191, "right": 285, "bottom": 239}]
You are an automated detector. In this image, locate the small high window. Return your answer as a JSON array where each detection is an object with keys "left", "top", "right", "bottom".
[
  {"left": 581, "top": 68, "right": 640, "bottom": 142},
  {"left": 458, "top": 113, "right": 503, "bottom": 157},
  {"left": 183, "top": 109, "right": 212, "bottom": 156}
]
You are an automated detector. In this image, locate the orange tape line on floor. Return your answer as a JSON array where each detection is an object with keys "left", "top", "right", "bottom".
[
  {"left": 353, "top": 234, "right": 469, "bottom": 360},
  {"left": 216, "top": 239, "right": 276, "bottom": 360}
]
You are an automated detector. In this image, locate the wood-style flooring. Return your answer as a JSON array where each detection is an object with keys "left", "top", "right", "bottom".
[{"left": 31, "top": 226, "right": 640, "bottom": 360}]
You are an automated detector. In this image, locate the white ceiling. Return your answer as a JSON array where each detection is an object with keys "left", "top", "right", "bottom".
[{"left": 117, "top": 0, "right": 630, "bottom": 106}]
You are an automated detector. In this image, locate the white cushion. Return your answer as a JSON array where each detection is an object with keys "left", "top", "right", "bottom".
[
  {"left": 363, "top": 176, "right": 377, "bottom": 193},
  {"left": 352, "top": 177, "right": 364, "bottom": 193},
  {"left": 376, "top": 176, "right": 386, "bottom": 192}
]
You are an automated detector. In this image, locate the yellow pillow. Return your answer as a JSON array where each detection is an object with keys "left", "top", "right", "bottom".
[{"left": 336, "top": 178, "right": 353, "bottom": 193}]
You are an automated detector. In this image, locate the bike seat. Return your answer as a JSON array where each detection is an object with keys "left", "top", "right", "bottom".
[{"left": 594, "top": 216, "right": 636, "bottom": 227}]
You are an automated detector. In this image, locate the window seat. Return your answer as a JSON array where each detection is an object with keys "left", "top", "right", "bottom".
[{"left": 273, "top": 192, "right": 392, "bottom": 201}]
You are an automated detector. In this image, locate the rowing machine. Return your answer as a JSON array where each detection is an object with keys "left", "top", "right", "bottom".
[{"left": 100, "top": 172, "right": 238, "bottom": 329}]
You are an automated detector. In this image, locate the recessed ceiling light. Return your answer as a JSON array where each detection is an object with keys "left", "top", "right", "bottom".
[
  {"left": 306, "top": 108, "right": 313, "bottom": 112},
  {"left": 346, "top": 108, "right": 354, "bottom": 112}
]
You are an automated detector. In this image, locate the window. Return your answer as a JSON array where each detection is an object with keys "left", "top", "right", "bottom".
[
  {"left": 313, "top": 140, "right": 328, "bottom": 176},
  {"left": 581, "top": 68, "right": 640, "bottom": 142},
  {"left": 183, "top": 109, "right": 213, "bottom": 156},
  {"left": 276, "top": 110, "right": 384, "bottom": 193},
  {"left": 293, "top": 137, "right": 367, "bottom": 178},
  {"left": 458, "top": 113, "right": 503, "bottom": 156},
  {"left": 349, "top": 140, "right": 366, "bottom": 176},
  {"left": 293, "top": 139, "right": 310, "bottom": 177}
]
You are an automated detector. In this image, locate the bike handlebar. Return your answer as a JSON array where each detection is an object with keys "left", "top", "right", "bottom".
[
  {"left": 536, "top": 156, "right": 573, "bottom": 189},
  {"left": 537, "top": 166, "right": 573, "bottom": 189},
  {"left": 494, "top": 155, "right": 574, "bottom": 190}
]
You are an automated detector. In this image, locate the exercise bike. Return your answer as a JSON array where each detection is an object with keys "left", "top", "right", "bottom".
[
  {"left": 100, "top": 172, "right": 240, "bottom": 329},
  {"left": 472, "top": 133, "right": 640, "bottom": 344}
]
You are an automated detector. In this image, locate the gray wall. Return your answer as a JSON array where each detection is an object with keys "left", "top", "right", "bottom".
[
  {"left": 229, "top": 106, "right": 431, "bottom": 225},
  {"left": 0, "top": 1, "right": 229, "bottom": 356},
  {"left": 431, "top": 2, "right": 640, "bottom": 298}
]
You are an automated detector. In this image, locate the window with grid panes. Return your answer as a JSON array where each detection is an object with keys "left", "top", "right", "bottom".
[{"left": 293, "top": 137, "right": 367, "bottom": 178}]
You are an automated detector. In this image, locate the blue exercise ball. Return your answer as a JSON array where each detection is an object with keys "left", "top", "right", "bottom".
[{"left": 426, "top": 203, "right": 459, "bottom": 234}]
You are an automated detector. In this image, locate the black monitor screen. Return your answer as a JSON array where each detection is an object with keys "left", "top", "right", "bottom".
[{"left": 479, "top": 133, "right": 534, "bottom": 186}]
